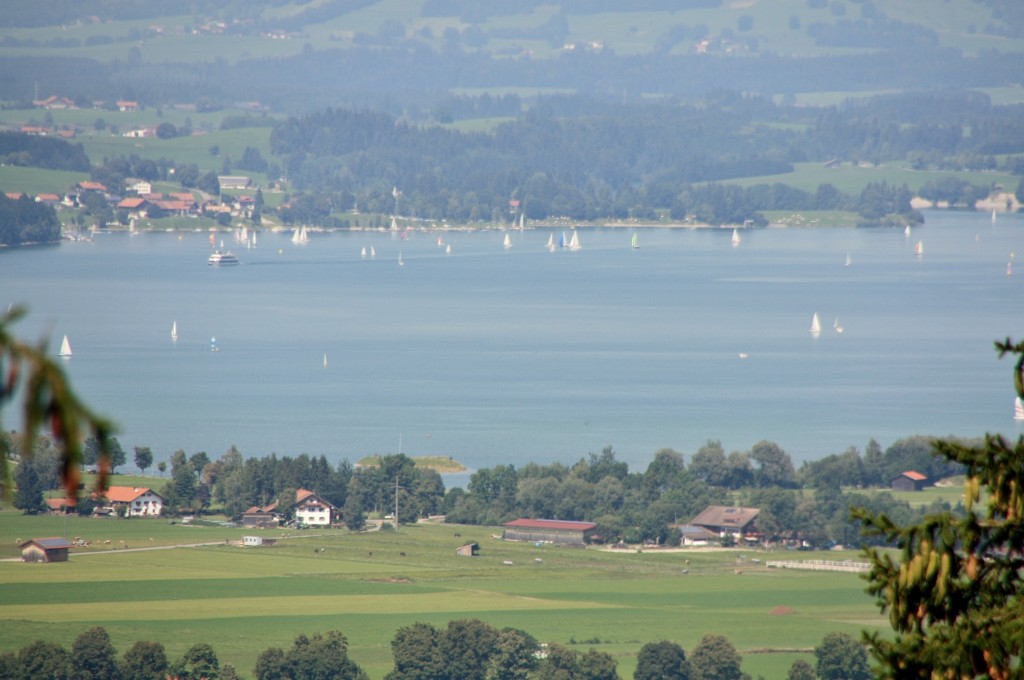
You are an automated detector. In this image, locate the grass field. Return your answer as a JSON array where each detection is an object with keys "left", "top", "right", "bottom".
[
  {"left": 0, "top": 515, "right": 888, "bottom": 680},
  {"left": 723, "top": 161, "right": 1019, "bottom": 196}
]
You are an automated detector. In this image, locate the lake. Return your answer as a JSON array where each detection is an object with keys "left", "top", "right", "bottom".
[{"left": 2, "top": 210, "right": 1022, "bottom": 482}]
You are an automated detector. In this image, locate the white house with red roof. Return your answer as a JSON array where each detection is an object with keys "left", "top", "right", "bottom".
[
  {"left": 294, "top": 489, "right": 336, "bottom": 526},
  {"left": 502, "top": 518, "right": 597, "bottom": 545},
  {"left": 97, "top": 486, "right": 164, "bottom": 516}
]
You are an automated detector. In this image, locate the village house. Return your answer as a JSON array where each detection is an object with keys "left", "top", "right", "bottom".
[
  {"left": 501, "top": 518, "right": 597, "bottom": 546},
  {"left": 21, "top": 537, "right": 72, "bottom": 563},
  {"left": 45, "top": 497, "right": 77, "bottom": 514},
  {"left": 96, "top": 486, "right": 164, "bottom": 517},
  {"left": 891, "top": 470, "right": 928, "bottom": 492},
  {"left": 33, "top": 96, "right": 77, "bottom": 110},
  {"left": 293, "top": 489, "right": 336, "bottom": 526},
  {"left": 117, "top": 100, "right": 139, "bottom": 112},
  {"left": 218, "top": 176, "right": 252, "bottom": 191},
  {"left": 686, "top": 505, "right": 761, "bottom": 543}
]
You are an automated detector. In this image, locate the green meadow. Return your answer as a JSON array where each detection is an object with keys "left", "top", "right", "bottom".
[{"left": 0, "top": 515, "right": 888, "bottom": 679}]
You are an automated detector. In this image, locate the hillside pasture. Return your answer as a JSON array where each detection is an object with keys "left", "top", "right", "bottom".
[{"left": 0, "top": 518, "right": 887, "bottom": 680}]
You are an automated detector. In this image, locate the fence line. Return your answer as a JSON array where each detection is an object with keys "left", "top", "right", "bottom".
[{"left": 765, "top": 559, "right": 870, "bottom": 573}]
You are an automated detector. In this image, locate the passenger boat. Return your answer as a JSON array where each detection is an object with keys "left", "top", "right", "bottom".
[{"left": 208, "top": 251, "right": 240, "bottom": 266}]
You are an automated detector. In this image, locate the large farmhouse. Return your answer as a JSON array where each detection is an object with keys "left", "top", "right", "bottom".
[
  {"left": 98, "top": 486, "right": 164, "bottom": 516},
  {"left": 686, "top": 505, "right": 761, "bottom": 542},
  {"left": 293, "top": 489, "right": 336, "bottom": 526},
  {"left": 502, "top": 518, "right": 597, "bottom": 546}
]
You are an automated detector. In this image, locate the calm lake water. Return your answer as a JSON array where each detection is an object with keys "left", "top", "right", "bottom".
[{"left": 3, "top": 210, "right": 1023, "bottom": 481}]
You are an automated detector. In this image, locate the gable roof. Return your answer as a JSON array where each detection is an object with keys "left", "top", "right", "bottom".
[
  {"left": 21, "top": 537, "right": 72, "bottom": 550},
  {"left": 502, "top": 518, "right": 597, "bottom": 532},
  {"left": 100, "top": 486, "right": 163, "bottom": 503},
  {"left": 898, "top": 470, "right": 927, "bottom": 481},
  {"left": 294, "top": 489, "right": 335, "bottom": 509},
  {"left": 689, "top": 506, "right": 760, "bottom": 529}
]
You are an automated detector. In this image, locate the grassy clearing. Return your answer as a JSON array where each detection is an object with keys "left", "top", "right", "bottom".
[
  {"left": 0, "top": 166, "right": 88, "bottom": 195},
  {"left": 0, "top": 517, "right": 886, "bottom": 679},
  {"left": 724, "top": 161, "right": 1018, "bottom": 196},
  {"left": 355, "top": 455, "right": 467, "bottom": 473}
]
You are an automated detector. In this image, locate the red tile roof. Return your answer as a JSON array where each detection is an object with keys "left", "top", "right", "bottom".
[
  {"left": 99, "top": 486, "right": 161, "bottom": 503},
  {"left": 901, "top": 470, "right": 927, "bottom": 481},
  {"left": 502, "top": 518, "right": 597, "bottom": 531},
  {"left": 118, "top": 197, "right": 146, "bottom": 208}
]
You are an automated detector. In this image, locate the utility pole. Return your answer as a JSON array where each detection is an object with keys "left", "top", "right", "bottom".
[{"left": 394, "top": 477, "right": 400, "bottom": 532}]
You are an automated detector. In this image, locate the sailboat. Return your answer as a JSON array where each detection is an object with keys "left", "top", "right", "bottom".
[
  {"left": 810, "top": 313, "right": 821, "bottom": 336},
  {"left": 546, "top": 233, "right": 555, "bottom": 252},
  {"left": 1015, "top": 396, "right": 1024, "bottom": 421},
  {"left": 558, "top": 232, "right": 567, "bottom": 249},
  {"left": 1008, "top": 261, "right": 1013, "bottom": 277},
  {"left": 631, "top": 232, "right": 639, "bottom": 249},
  {"left": 398, "top": 250, "right": 404, "bottom": 267},
  {"left": 844, "top": 253, "right": 852, "bottom": 267},
  {"left": 519, "top": 212, "right": 525, "bottom": 231},
  {"left": 361, "top": 246, "right": 367, "bottom": 259},
  {"left": 568, "top": 230, "right": 581, "bottom": 251},
  {"left": 390, "top": 216, "right": 399, "bottom": 231},
  {"left": 914, "top": 240, "right": 924, "bottom": 257},
  {"left": 992, "top": 209, "right": 997, "bottom": 224},
  {"left": 904, "top": 225, "right": 911, "bottom": 238},
  {"left": 445, "top": 244, "right": 452, "bottom": 255},
  {"left": 323, "top": 353, "right": 328, "bottom": 369},
  {"left": 210, "top": 336, "right": 219, "bottom": 352},
  {"left": 503, "top": 232, "right": 512, "bottom": 249},
  {"left": 833, "top": 317, "right": 844, "bottom": 334},
  {"left": 731, "top": 228, "right": 741, "bottom": 246},
  {"left": 59, "top": 334, "right": 72, "bottom": 358},
  {"left": 171, "top": 321, "right": 178, "bottom": 342},
  {"left": 370, "top": 246, "right": 376, "bottom": 258}
]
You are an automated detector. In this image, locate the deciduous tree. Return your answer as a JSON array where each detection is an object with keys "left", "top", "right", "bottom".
[
  {"left": 71, "top": 626, "right": 120, "bottom": 680},
  {"left": 634, "top": 641, "right": 689, "bottom": 680},
  {"left": 120, "top": 641, "right": 167, "bottom": 680},
  {"left": 813, "top": 632, "right": 870, "bottom": 680},
  {"left": 688, "top": 634, "right": 745, "bottom": 680}
]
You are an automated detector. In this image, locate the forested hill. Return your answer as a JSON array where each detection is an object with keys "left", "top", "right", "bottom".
[{"left": 266, "top": 91, "right": 1019, "bottom": 225}]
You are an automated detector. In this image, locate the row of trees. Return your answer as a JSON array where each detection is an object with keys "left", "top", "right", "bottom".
[{"left": 0, "top": 621, "right": 873, "bottom": 680}]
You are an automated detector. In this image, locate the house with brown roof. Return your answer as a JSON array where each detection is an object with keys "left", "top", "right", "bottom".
[
  {"left": 891, "top": 470, "right": 927, "bottom": 492},
  {"left": 117, "top": 100, "right": 139, "bottom": 112},
  {"left": 687, "top": 505, "right": 761, "bottom": 542},
  {"left": 502, "top": 518, "right": 597, "bottom": 545},
  {"left": 36, "top": 193, "right": 62, "bottom": 206},
  {"left": 45, "top": 497, "right": 77, "bottom": 514},
  {"left": 33, "top": 96, "right": 77, "bottom": 110},
  {"left": 241, "top": 502, "right": 279, "bottom": 528},
  {"left": 294, "top": 489, "right": 336, "bottom": 526},
  {"left": 21, "top": 537, "right": 72, "bottom": 562},
  {"left": 95, "top": 486, "right": 164, "bottom": 517}
]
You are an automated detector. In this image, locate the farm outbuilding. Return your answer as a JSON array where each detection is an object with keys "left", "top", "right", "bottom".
[
  {"left": 501, "top": 519, "right": 597, "bottom": 546},
  {"left": 20, "top": 537, "right": 72, "bottom": 563},
  {"left": 891, "top": 470, "right": 927, "bottom": 492},
  {"left": 688, "top": 506, "right": 761, "bottom": 542},
  {"left": 455, "top": 542, "right": 479, "bottom": 557}
]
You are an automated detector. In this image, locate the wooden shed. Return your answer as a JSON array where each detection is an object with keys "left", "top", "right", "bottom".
[
  {"left": 20, "top": 537, "right": 72, "bottom": 563},
  {"left": 891, "top": 470, "right": 927, "bottom": 492},
  {"left": 502, "top": 519, "right": 597, "bottom": 546},
  {"left": 455, "top": 542, "right": 479, "bottom": 557}
]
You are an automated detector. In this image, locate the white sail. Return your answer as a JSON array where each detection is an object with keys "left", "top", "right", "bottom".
[
  {"left": 632, "top": 232, "right": 639, "bottom": 249},
  {"left": 731, "top": 228, "right": 741, "bottom": 246},
  {"left": 992, "top": 209, "right": 997, "bottom": 224},
  {"left": 503, "top": 232, "right": 512, "bottom": 249},
  {"left": 915, "top": 240, "right": 924, "bottom": 256},
  {"left": 390, "top": 216, "right": 399, "bottom": 231},
  {"left": 904, "top": 225, "right": 911, "bottom": 238},
  {"left": 810, "top": 313, "right": 821, "bottom": 335},
  {"left": 171, "top": 321, "right": 178, "bottom": 342},
  {"left": 569, "top": 230, "right": 581, "bottom": 251},
  {"left": 445, "top": 244, "right": 452, "bottom": 255},
  {"left": 361, "top": 246, "right": 367, "bottom": 259},
  {"left": 370, "top": 246, "right": 376, "bottom": 258},
  {"left": 59, "top": 334, "right": 72, "bottom": 358},
  {"left": 833, "top": 317, "right": 843, "bottom": 334},
  {"left": 398, "top": 250, "right": 404, "bottom": 266},
  {"left": 323, "top": 353, "right": 328, "bottom": 369},
  {"left": 844, "top": 253, "right": 852, "bottom": 267},
  {"left": 546, "top": 233, "right": 554, "bottom": 249},
  {"left": 519, "top": 212, "right": 525, "bottom": 230},
  {"left": 1015, "top": 397, "right": 1024, "bottom": 421}
]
